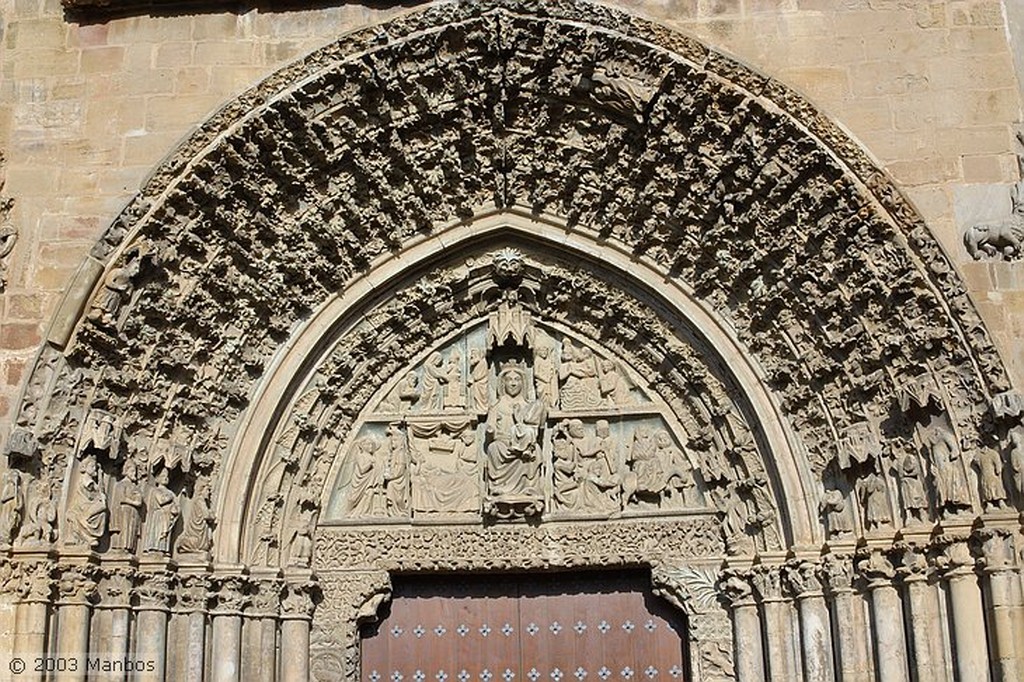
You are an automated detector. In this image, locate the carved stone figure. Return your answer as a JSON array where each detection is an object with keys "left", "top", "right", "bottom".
[
  {"left": 657, "top": 430, "right": 694, "bottom": 507},
  {"left": 551, "top": 420, "right": 582, "bottom": 511},
  {"left": 287, "top": 498, "right": 319, "bottom": 567},
  {"left": 421, "top": 352, "right": 447, "bottom": 411},
  {"left": 963, "top": 183, "right": 1024, "bottom": 260},
  {"left": 0, "top": 470, "right": 23, "bottom": 545},
  {"left": 578, "top": 419, "right": 621, "bottom": 512},
  {"left": 483, "top": 363, "right": 546, "bottom": 518},
  {"left": 110, "top": 458, "right": 144, "bottom": 552},
  {"left": 142, "top": 468, "right": 180, "bottom": 554},
  {"left": 623, "top": 425, "right": 664, "bottom": 506},
  {"left": 926, "top": 427, "right": 971, "bottom": 513},
  {"left": 533, "top": 342, "right": 558, "bottom": 408},
  {"left": 896, "top": 453, "right": 929, "bottom": 522},
  {"left": 977, "top": 447, "right": 1008, "bottom": 511},
  {"left": 345, "top": 438, "right": 385, "bottom": 517},
  {"left": 65, "top": 457, "right": 107, "bottom": 548},
  {"left": 396, "top": 372, "right": 421, "bottom": 412},
  {"left": 558, "top": 339, "right": 602, "bottom": 410},
  {"left": 598, "top": 358, "right": 632, "bottom": 406},
  {"left": 18, "top": 477, "right": 57, "bottom": 545},
  {"left": 176, "top": 479, "right": 215, "bottom": 554},
  {"left": 384, "top": 424, "right": 410, "bottom": 515},
  {"left": 88, "top": 253, "right": 140, "bottom": 327},
  {"left": 858, "top": 471, "right": 891, "bottom": 531},
  {"left": 819, "top": 488, "right": 853, "bottom": 537},
  {"left": 468, "top": 348, "right": 489, "bottom": 413},
  {"left": 1010, "top": 426, "right": 1024, "bottom": 500},
  {"left": 443, "top": 351, "right": 465, "bottom": 409}
]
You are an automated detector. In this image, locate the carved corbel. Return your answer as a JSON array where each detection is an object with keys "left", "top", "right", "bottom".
[{"left": 650, "top": 564, "right": 722, "bottom": 616}]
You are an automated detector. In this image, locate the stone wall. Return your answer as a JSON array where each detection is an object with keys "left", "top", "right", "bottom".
[{"left": 1, "top": 0, "right": 1022, "bottom": 435}]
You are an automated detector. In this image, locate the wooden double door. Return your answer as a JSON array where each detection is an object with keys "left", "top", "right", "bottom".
[{"left": 361, "top": 571, "right": 689, "bottom": 682}]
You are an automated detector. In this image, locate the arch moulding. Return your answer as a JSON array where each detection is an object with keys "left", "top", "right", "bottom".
[{"left": 2, "top": 2, "right": 1023, "bottom": 682}]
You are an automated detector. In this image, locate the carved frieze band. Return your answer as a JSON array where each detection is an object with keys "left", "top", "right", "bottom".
[{"left": 314, "top": 516, "right": 724, "bottom": 572}]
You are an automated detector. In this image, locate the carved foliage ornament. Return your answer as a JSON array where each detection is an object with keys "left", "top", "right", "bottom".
[{"left": 4, "top": 0, "right": 1012, "bottom": 564}]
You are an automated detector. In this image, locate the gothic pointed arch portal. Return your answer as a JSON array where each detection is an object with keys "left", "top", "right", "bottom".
[{"left": 4, "top": 2, "right": 1024, "bottom": 682}]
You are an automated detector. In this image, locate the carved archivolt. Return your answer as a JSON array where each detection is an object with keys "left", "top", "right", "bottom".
[{"left": 0, "top": 0, "right": 1017, "bottom": 591}]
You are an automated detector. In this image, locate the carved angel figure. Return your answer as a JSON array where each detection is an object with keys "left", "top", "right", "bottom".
[
  {"left": 483, "top": 365, "right": 547, "bottom": 516},
  {"left": 344, "top": 438, "right": 386, "bottom": 517}
]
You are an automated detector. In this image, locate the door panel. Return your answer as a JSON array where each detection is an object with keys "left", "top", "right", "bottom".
[{"left": 361, "top": 572, "right": 688, "bottom": 682}]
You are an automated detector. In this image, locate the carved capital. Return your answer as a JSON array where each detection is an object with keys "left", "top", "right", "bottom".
[
  {"left": 932, "top": 535, "right": 977, "bottom": 580},
  {"left": 56, "top": 565, "right": 99, "bottom": 606},
  {"left": 856, "top": 549, "right": 897, "bottom": 588},
  {"left": 212, "top": 575, "right": 251, "bottom": 615},
  {"left": 820, "top": 554, "right": 856, "bottom": 595},
  {"left": 749, "top": 565, "right": 785, "bottom": 603},
  {"left": 894, "top": 545, "right": 931, "bottom": 584},
  {"left": 717, "top": 569, "right": 756, "bottom": 608},
  {"left": 250, "top": 579, "right": 283, "bottom": 618},
  {"left": 134, "top": 571, "right": 174, "bottom": 610},
  {"left": 974, "top": 528, "right": 1017, "bottom": 574},
  {"left": 783, "top": 560, "right": 825, "bottom": 598},
  {"left": 175, "top": 575, "right": 211, "bottom": 612},
  {"left": 281, "top": 580, "right": 318, "bottom": 620},
  {"left": 97, "top": 569, "right": 134, "bottom": 609},
  {"left": 17, "top": 561, "right": 53, "bottom": 602}
]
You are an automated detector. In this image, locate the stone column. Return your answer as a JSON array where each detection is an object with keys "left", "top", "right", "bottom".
[
  {"left": 249, "top": 579, "right": 282, "bottom": 682},
  {"left": 93, "top": 569, "right": 133, "bottom": 682},
  {"left": 978, "top": 530, "right": 1019, "bottom": 682},
  {"left": 14, "top": 561, "right": 52, "bottom": 682},
  {"left": 720, "top": 571, "right": 765, "bottom": 682},
  {"left": 133, "top": 571, "right": 173, "bottom": 682},
  {"left": 751, "top": 566, "right": 797, "bottom": 681},
  {"left": 174, "top": 576, "right": 210, "bottom": 682},
  {"left": 785, "top": 560, "right": 835, "bottom": 682},
  {"left": 895, "top": 546, "right": 943, "bottom": 682},
  {"left": 822, "top": 555, "right": 871, "bottom": 682},
  {"left": 54, "top": 564, "right": 98, "bottom": 682},
  {"left": 858, "top": 549, "right": 909, "bottom": 682},
  {"left": 211, "top": 576, "right": 250, "bottom": 682},
  {"left": 280, "top": 580, "right": 317, "bottom": 682},
  {"left": 938, "top": 538, "right": 990, "bottom": 682}
]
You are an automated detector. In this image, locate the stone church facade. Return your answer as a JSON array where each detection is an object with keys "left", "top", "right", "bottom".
[{"left": 1, "top": 1, "right": 1024, "bottom": 681}]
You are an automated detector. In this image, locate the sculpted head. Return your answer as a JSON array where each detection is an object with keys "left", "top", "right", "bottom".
[{"left": 499, "top": 368, "right": 524, "bottom": 397}]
